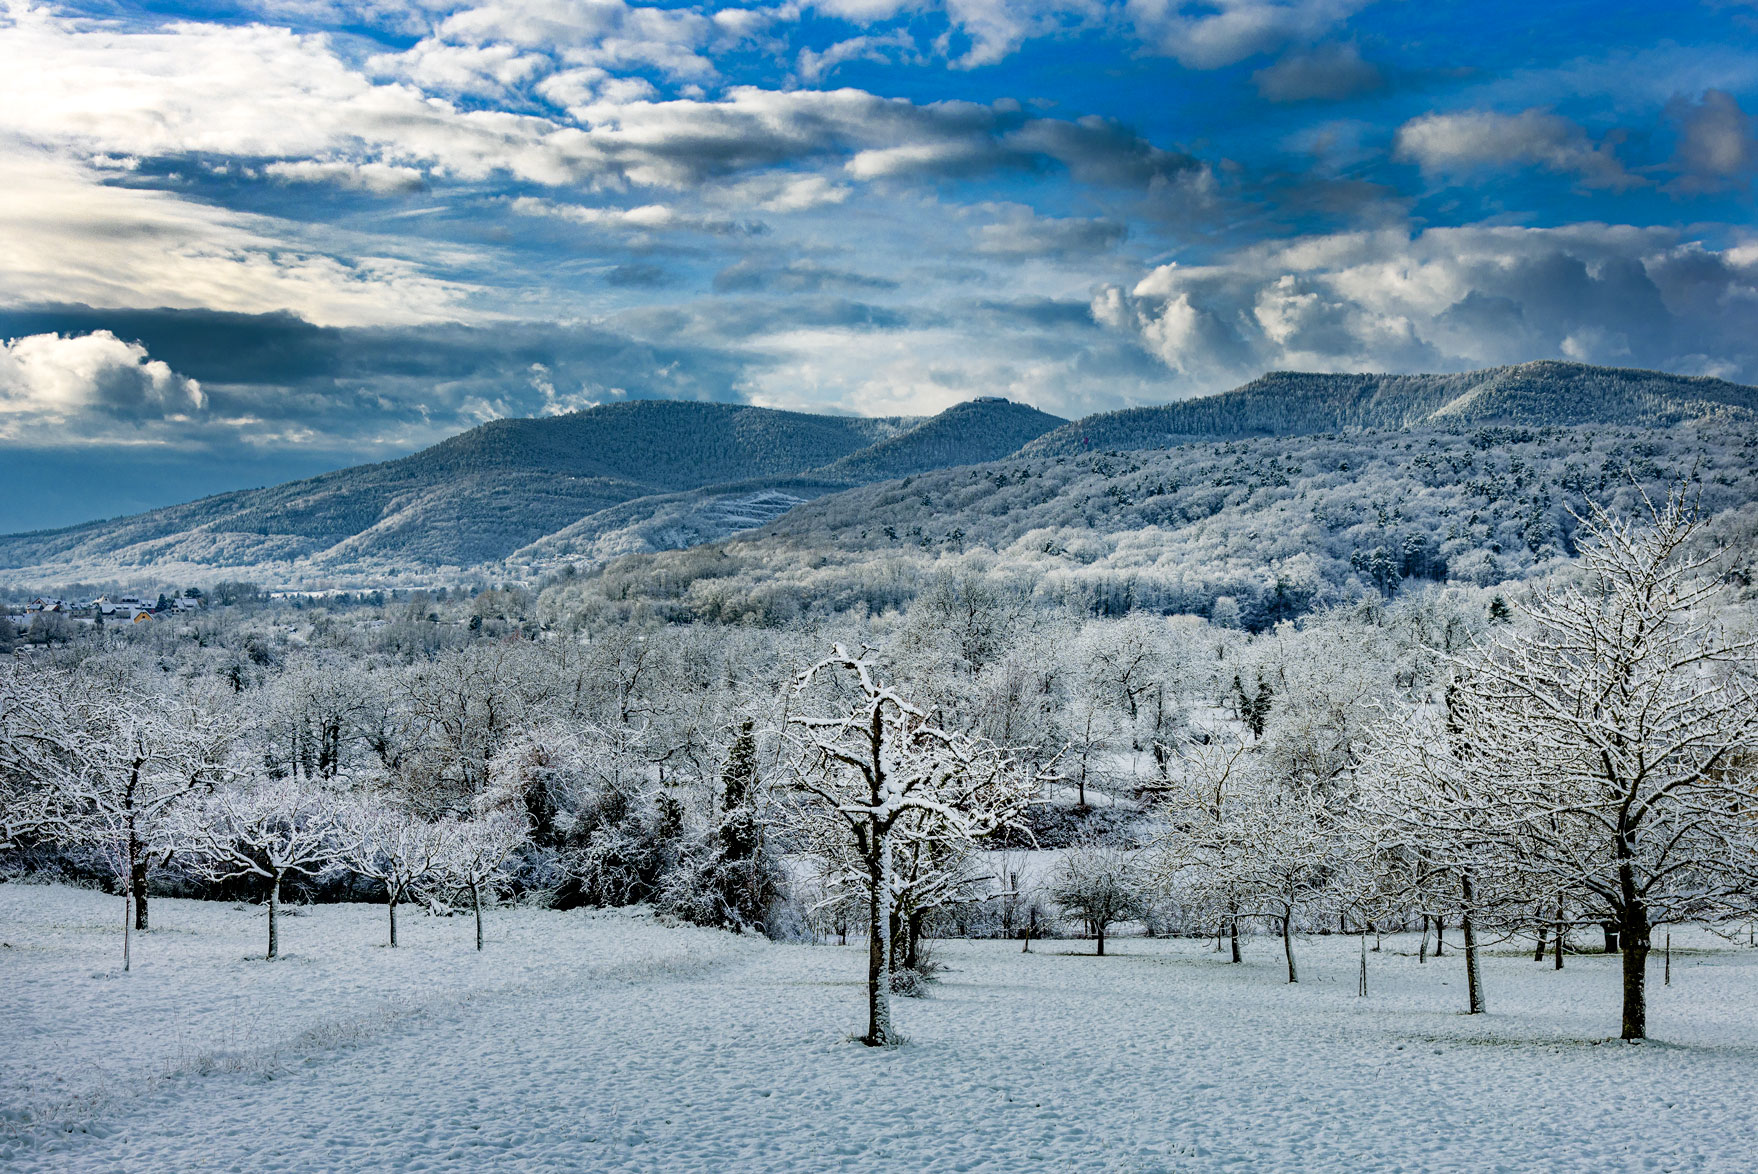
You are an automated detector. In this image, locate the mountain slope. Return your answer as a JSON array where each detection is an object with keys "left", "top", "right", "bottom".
[
  {"left": 813, "top": 399, "right": 1067, "bottom": 483},
  {"left": 514, "top": 399, "right": 1069, "bottom": 564},
  {"left": 0, "top": 397, "right": 1068, "bottom": 582},
  {"left": 1022, "top": 362, "right": 1758, "bottom": 457},
  {"left": 0, "top": 401, "right": 911, "bottom": 578}
]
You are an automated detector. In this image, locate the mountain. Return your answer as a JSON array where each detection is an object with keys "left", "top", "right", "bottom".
[
  {"left": 0, "top": 397, "right": 1065, "bottom": 583},
  {"left": 554, "top": 419, "right": 1758, "bottom": 632},
  {"left": 1022, "top": 362, "right": 1758, "bottom": 457},
  {"left": 516, "top": 398, "right": 1069, "bottom": 565},
  {"left": 7, "top": 361, "right": 1754, "bottom": 586}
]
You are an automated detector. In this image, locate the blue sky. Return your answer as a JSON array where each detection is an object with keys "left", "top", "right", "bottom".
[{"left": 1, "top": 0, "right": 1755, "bottom": 527}]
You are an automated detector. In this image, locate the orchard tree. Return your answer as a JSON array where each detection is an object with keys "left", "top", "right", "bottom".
[
  {"left": 343, "top": 801, "right": 449, "bottom": 948},
  {"left": 0, "top": 666, "right": 83, "bottom": 850},
  {"left": 786, "top": 645, "right": 1038, "bottom": 1046},
  {"left": 174, "top": 778, "right": 346, "bottom": 959},
  {"left": 67, "top": 682, "right": 241, "bottom": 933},
  {"left": 1366, "top": 492, "right": 1758, "bottom": 1039},
  {"left": 436, "top": 810, "right": 530, "bottom": 951},
  {"left": 1160, "top": 733, "right": 1351, "bottom": 984},
  {"left": 1050, "top": 841, "right": 1146, "bottom": 956}
]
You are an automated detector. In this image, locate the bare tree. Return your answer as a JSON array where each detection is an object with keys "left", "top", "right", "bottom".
[
  {"left": 343, "top": 801, "right": 449, "bottom": 948},
  {"left": 174, "top": 778, "right": 346, "bottom": 958},
  {"left": 64, "top": 680, "right": 240, "bottom": 933},
  {"left": 785, "top": 645, "right": 1038, "bottom": 1045},
  {"left": 1050, "top": 841, "right": 1146, "bottom": 956},
  {"left": 1160, "top": 733, "right": 1351, "bottom": 984},
  {"left": 1364, "top": 492, "right": 1758, "bottom": 1039},
  {"left": 436, "top": 810, "right": 530, "bottom": 950}
]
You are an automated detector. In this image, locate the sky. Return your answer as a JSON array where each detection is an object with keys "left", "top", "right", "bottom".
[{"left": 1, "top": 0, "right": 1756, "bottom": 527}]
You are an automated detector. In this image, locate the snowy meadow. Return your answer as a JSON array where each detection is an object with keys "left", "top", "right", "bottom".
[{"left": 4, "top": 885, "right": 1757, "bottom": 1172}]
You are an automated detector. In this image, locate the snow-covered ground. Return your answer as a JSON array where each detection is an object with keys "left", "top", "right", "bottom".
[{"left": 4, "top": 883, "right": 1756, "bottom": 1172}]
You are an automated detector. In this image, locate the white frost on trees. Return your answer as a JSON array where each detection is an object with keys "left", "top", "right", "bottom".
[
  {"left": 174, "top": 778, "right": 347, "bottom": 959},
  {"left": 785, "top": 645, "right": 1039, "bottom": 1045},
  {"left": 1362, "top": 491, "right": 1758, "bottom": 1038}
]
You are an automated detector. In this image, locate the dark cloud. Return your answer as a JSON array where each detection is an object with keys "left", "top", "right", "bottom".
[
  {"left": 0, "top": 304, "right": 758, "bottom": 444},
  {"left": 605, "top": 263, "right": 674, "bottom": 288},
  {"left": 1252, "top": 43, "right": 1384, "bottom": 102}
]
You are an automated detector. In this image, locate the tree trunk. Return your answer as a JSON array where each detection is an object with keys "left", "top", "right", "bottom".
[
  {"left": 1554, "top": 901, "right": 1565, "bottom": 970},
  {"left": 472, "top": 881, "right": 483, "bottom": 951},
  {"left": 864, "top": 840, "right": 894, "bottom": 1046},
  {"left": 1602, "top": 923, "right": 1620, "bottom": 954},
  {"left": 267, "top": 871, "right": 282, "bottom": 960},
  {"left": 1096, "top": 921, "right": 1106, "bottom": 957},
  {"left": 1419, "top": 915, "right": 1429, "bottom": 964},
  {"left": 122, "top": 883, "right": 132, "bottom": 973},
  {"left": 1434, "top": 916, "right": 1445, "bottom": 957},
  {"left": 1533, "top": 923, "right": 1548, "bottom": 962},
  {"left": 1460, "top": 872, "right": 1485, "bottom": 1015},
  {"left": 388, "top": 892, "right": 399, "bottom": 948},
  {"left": 905, "top": 910, "right": 925, "bottom": 971},
  {"left": 1229, "top": 915, "right": 1242, "bottom": 964},
  {"left": 131, "top": 848, "right": 151, "bottom": 932},
  {"left": 1619, "top": 903, "right": 1650, "bottom": 1040},
  {"left": 1281, "top": 910, "right": 1298, "bottom": 983}
]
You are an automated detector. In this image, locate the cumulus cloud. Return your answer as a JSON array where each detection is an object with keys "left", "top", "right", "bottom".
[
  {"left": 0, "top": 331, "right": 204, "bottom": 441},
  {"left": 1665, "top": 89, "right": 1758, "bottom": 191},
  {"left": 1094, "top": 225, "right": 1758, "bottom": 392},
  {"left": 1394, "top": 108, "right": 1641, "bottom": 190},
  {"left": 0, "top": 9, "right": 1196, "bottom": 197}
]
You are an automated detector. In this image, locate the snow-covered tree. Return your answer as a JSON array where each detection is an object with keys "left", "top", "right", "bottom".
[
  {"left": 436, "top": 810, "right": 530, "bottom": 951},
  {"left": 1050, "top": 841, "right": 1146, "bottom": 956},
  {"left": 342, "top": 801, "right": 450, "bottom": 948},
  {"left": 0, "top": 666, "right": 83, "bottom": 851},
  {"left": 66, "top": 683, "right": 241, "bottom": 933},
  {"left": 1160, "top": 732, "right": 1352, "bottom": 983},
  {"left": 174, "top": 778, "right": 347, "bottom": 959},
  {"left": 785, "top": 645, "right": 1038, "bottom": 1045},
  {"left": 1364, "top": 492, "right": 1758, "bottom": 1038}
]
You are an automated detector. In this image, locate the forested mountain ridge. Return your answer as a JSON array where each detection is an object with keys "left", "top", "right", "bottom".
[
  {"left": 0, "top": 397, "right": 1063, "bottom": 582},
  {"left": 514, "top": 399, "right": 1071, "bottom": 565},
  {"left": 550, "top": 421, "right": 1758, "bottom": 632},
  {"left": 1022, "top": 362, "right": 1758, "bottom": 457},
  {"left": 5, "top": 362, "right": 1754, "bottom": 586}
]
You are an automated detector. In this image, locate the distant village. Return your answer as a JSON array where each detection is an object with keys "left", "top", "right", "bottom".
[{"left": 5, "top": 590, "right": 204, "bottom": 639}]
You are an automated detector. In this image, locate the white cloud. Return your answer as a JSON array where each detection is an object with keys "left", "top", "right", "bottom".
[
  {"left": 508, "top": 195, "right": 759, "bottom": 234},
  {"left": 0, "top": 330, "right": 204, "bottom": 442},
  {"left": 1665, "top": 89, "right": 1758, "bottom": 192},
  {"left": 0, "top": 154, "right": 478, "bottom": 327},
  {"left": 1097, "top": 224, "right": 1758, "bottom": 391},
  {"left": 0, "top": 8, "right": 1191, "bottom": 197},
  {"left": 265, "top": 159, "right": 429, "bottom": 193},
  {"left": 1394, "top": 108, "right": 1641, "bottom": 190},
  {"left": 1126, "top": 0, "right": 1368, "bottom": 70}
]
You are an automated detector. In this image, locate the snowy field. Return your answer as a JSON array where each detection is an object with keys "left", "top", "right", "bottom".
[{"left": 4, "top": 883, "right": 1757, "bottom": 1173}]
